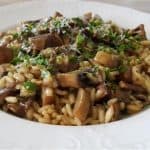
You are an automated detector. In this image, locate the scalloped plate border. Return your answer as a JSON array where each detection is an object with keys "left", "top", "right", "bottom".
[{"left": 0, "top": 0, "right": 150, "bottom": 149}]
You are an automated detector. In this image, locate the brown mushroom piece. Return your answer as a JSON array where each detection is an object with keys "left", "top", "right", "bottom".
[
  {"left": 94, "top": 51, "right": 120, "bottom": 68},
  {"left": 0, "top": 47, "right": 13, "bottom": 64},
  {"left": 57, "top": 71, "right": 80, "bottom": 88},
  {"left": 131, "top": 24, "right": 146, "bottom": 39},
  {"left": 73, "top": 88, "right": 90, "bottom": 122},
  {"left": 30, "top": 33, "right": 64, "bottom": 51},
  {"left": 57, "top": 68, "right": 103, "bottom": 88},
  {"left": 56, "top": 62, "right": 79, "bottom": 73},
  {"left": 119, "top": 81, "right": 146, "bottom": 93},
  {"left": 53, "top": 11, "right": 63, "bottom": 18},
  {"left": 77, "top": 68, "right": 103, "bottom": 87},
  {"left": 112, "top": 88, "right": 131, "bottom": 102},
  {"left": 6, "top": 103, "right": 26, "bottom": 117},
  {"left": 83, "top": 12, "right": 92, "bottom": 22},
  {"left": 41, "top": 86, "right": 55, "bottom": 106},
  {"left": 23, "top": 19, "right": 40, "bottom": 24},
  {"left": 55, "top": 55, "right": 79, "bottom": 73},
  {"left": 0, "top": 88, "right": 15, "bottom": 105}
]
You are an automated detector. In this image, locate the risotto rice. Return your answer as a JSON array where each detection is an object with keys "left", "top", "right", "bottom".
[{"left": 0, "top": 12, "right": 149, "bottom": 125}]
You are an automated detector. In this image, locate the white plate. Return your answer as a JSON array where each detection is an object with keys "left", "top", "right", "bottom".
[{"left": 0, "top": 0, "right": 150, "bottom": 149}]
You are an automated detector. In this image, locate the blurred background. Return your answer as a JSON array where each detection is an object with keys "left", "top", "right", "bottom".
[
  {"left": 84, "top": 0, "right": 150, "bottom": 13},
  {"left": 0, "top": 0, "right": 149, "bottom": 13}
]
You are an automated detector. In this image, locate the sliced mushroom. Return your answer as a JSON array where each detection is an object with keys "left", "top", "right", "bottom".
[
  {"left": 0, "top": 88, "right": 14, "bottom": 105},
  {"left": 53, "top": 11, "right": 63, "bottom": 18},
  {"left": 119, "top": 81, "right": 146, "bottom": 93},
  {"left": 30, "top": 33, "right": 64, "bottom": 51},
  {"left": 83, "top": 12, "right": 92, "bottom": 22},
  {"left": 113, "top": 88, "right": 131, "bottom": 102},
  {"left": 94, "top": 51, "right": 120, "bottom": 68},
  {"left": 57, "top": 71, "right": 80, "bottom": 88},
  {"left": 19, "top": 98, "right": 33, "bottom": 109},
  {"left": 41, "top": 87, "right": 55, "bottom": 105},
  {"left": 73, "top": 88, "right": 90, "bottom": 122},
  {"left": 6, "top": 103, "right": 26, "bottom": 117},
  {"left": 23, "top": 19, "right": 40, "bottom": 24},
  {"left": 77, "top": 68, "right": 103, "bottom": 87},
  {"left": 55, "top": 54, "right": 79, "bottom": 73},
  {"left": 131, "top": 24, "right": 146, "bottom": 39},
  {"left": 0, "top": 46, "right": 13, "bottom": 64},
  {"left": 134, "top": 94, "right": 147, "bottom": 101}
]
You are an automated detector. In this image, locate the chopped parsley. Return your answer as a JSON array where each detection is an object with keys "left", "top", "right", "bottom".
[
  {"left": 47, "top": 65, "right": 56, "bottom": 74},
  {"left": 12, "top": 32, "right": 19, "bottom": 40},
  {"left": 31, "top": 55, "right": 48, "bottom": 66},
  {"left": 89, "top": 18, "right": 103, "bottom": 27},
  {"left": 104, "top": 67, "right": 111, "bottom": 80},
  {"left": 69, "top": 55, "right": 79, "bottom": 63},
  {"left": 104, "top": 64, "right": 127, "bottom": 80},
  {"left": 72, "top": 17, "right": 84, "bottom": 27},
  {"left": 82, "top": 51, "right": 94, "bottom": 60},
  {"left": 117, "top": 64, "right": 128, "bottom": 73},
  {"left": 23, "top": 81, "right": 37, "bottom": 92},
  {"left": 20, "top": 23, "right": 36, "bottom": 38},
  {"left": 11, "top": 52, "right": 30, "bottom": 65},
  {"left": 76, "top": 33, "right": 86, "bottom": 47},
  {"left": 49, "top": 18, "right": 71, "bottom": 34}
]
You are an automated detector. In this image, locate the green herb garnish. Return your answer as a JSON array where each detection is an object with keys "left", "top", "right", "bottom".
[
  {"left": 69, "top": 55, "right": 78, "bottom": 63},
  {"left": 50, "top": 18, "right": 71, "bottom": 34},
  {"left": 89, "top": 18, "right": 102, "bottom": 27},
  {"left": 82, "top": 51, "right": 94, "bottom": 60},
  {"left": 76, "top": 33, "right": 86, "bottom": 47},
  {"left": 23, "top": 81, "right": 37, "bottom": 92},
  {"left": 72, "top": 17, "right": 84, "bottom": 27},
  {"left": 47, "top": 65, "right": 55, "bottom": 74},
  {"left": 12, "top": 32, "right": 19, "bottom": 39},
  {"left": 104, "top": 67, "right": 111, "bottom": 80},
  {"left": 31, "top": 55, "right": 48, "bottom": 66},
  {"left": 117, "top": 65, "right": 127, "bottom": 73},
  {"left": 11, "top": 52, "right": 30, "bottom": 65},
  {"left": 20, "top": 23, "right": 36, "bottom": 38}
]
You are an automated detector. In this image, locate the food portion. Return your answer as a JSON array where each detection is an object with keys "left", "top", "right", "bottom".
[{"left": 0, "top": 12, "right": 149, "bottom": 125}]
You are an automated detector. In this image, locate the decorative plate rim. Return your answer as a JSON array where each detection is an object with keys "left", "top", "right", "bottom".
[{"left": 0, "top": 0, "right": 150, "bottom": 149}]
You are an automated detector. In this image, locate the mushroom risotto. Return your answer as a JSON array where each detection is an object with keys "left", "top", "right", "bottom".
[{"left": 0, "top": 12, "right": 149, "bottom": 125}]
